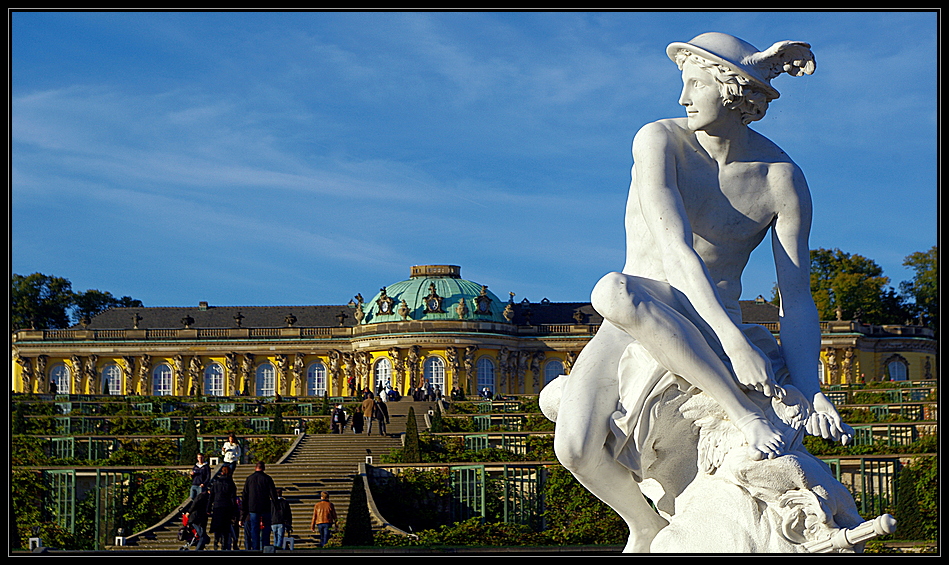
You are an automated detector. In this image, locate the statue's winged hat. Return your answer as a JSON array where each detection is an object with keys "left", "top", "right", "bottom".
[{"left": 667, "top": 32, "right": 815, "bottom": 100}]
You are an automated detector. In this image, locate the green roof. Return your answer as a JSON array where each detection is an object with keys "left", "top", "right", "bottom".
[{"left": 360, "top": 265, "right": 509, "bottom": 324}]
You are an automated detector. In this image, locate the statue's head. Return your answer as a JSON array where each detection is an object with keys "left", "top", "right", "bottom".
[{"left": 667, "top": 32, "right": 815, "bottom": 125}]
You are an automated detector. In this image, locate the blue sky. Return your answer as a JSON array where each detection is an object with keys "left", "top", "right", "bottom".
[{"left": 11, "top": 10, "right": 938, "bottom": 310}]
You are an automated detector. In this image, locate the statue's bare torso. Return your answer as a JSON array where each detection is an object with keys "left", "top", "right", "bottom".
[{"left": 624, "top": 117, "right": 801, "bottom": 319}]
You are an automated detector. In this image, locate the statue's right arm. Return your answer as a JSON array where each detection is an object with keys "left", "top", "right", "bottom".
[{"left": 631, "top": 122, "right": 778, "bottom": 397}]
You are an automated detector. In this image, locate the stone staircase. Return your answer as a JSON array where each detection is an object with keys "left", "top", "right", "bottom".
[{"left": 121, "top": 398, "right": 434, "bottom": 550}]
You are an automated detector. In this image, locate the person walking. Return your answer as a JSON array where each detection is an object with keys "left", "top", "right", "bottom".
[
  {"left": 189, "top": 452, "right": 211, "bottom": 502},
  {"left": 361, "top": 393, "right": 376, "bottom": 436},
  {"left": 221, "top": 433, "right": 241, "bottom": 475},
  {"left": 184, "top": 487, "right": 210, "bottom": 550},
  {"left": 271, "top": 488, "right": 293, "bottom": 549},
  {"left": 374, "top": 398, "right": 389, "bottom": 437},
  {"left": 240, "top": 461, "right": 279, "bottom": 550},
  {"left": 309, "top": 491, "right": 337, "bottom": 548},
  {"left": 207, "top": 465, "right": 238, "bottom": 550}
]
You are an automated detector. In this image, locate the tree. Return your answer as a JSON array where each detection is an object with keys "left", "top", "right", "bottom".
[
  {"left": 12, "top": 272, "right": 144, "bottom": 330},
  {"left": 179, "top": 413, "right": 200, "bottom": 464},
  {"left": 341, "top": 475, "right": 374, "bottom": 546},
  {"left": 403, "top": 407, "right": 421, "bottom": 463},
  {"left": 11, "top": 273, "right": 73, "bottom": 330},
  {"left": 809, "top": 248, "right": 909, "bottom": 324},
  {"left": 899, "top": 246, "right": 937, "bottom": 331},
  {"left": 71, "top": 289, "right": 143, "bottom": 326}
]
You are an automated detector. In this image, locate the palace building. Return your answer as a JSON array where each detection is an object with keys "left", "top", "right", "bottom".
[{"left": 11, "top": 265, "right": 937, "bottom": 398}]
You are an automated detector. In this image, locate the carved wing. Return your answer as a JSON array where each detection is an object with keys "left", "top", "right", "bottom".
[{"left": 745, "top": 41, "right": 816, "bottom": 79}]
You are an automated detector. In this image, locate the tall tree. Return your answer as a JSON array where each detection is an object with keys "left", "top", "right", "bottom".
[
  {"left": 809, "top": 248, "right": 908, "bottom": 324},
  {"left": 72, "top": 289, "right": 143, "bottom": 325},
  {"left": 11, "top": 273, "right": 73, "bottom": 330},
  {"left": 899, "top": 246, "right": 937, "bottom": 330}
]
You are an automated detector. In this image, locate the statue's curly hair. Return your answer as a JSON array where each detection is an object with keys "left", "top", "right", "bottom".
[{"left": 674, "top": 49, "right": 770, "bottom": 125}]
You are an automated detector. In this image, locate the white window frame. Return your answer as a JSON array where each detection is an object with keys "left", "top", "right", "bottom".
[
  {"left": 256, "top": 363, "right": 275, "bottom": 397},
  {"left": 307, "top": 362, "right": 327, "bottom": 397},
  {"left": 204, "top": 363, "right": 225, "bottom": 396},
  {"left": 153, "top": 364, "right": 173, "bottom": 396}
]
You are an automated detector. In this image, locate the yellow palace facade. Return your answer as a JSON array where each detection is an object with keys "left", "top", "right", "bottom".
[{"left": 11, "top": 265, "right": 937, "bottom": 399}]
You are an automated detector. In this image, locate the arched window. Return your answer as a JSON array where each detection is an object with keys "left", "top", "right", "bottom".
[
  {"left": 374, "top": 358, "right": 392, "bottom": 392},
  {"left": 101, "top": 364, "right": 122, "bottom": 395},
  {"left": 476, "top": 357, "right": 495, "bottom": 393},
  {"left": 887, "top": 359, "right": 908, "bottom": 381},
  {"left": 49, "top": 364, "right": 70, "bottom": 395},
  {"left": 256, "top": 363, "right": 275, "bottom": 397},
  {"left": 152, "top": 364, "right": 173, "bottom": 396},
  {"left": 204, "top": 363, "right": 225, "bottom": 396},
  {"left": 307, "top": 362, "right": 327, "bottom": 397},
  {"left": 423, "top": 356, "right": 446, "bottom": 390},
  {"left": 818, "top": 361, "right": 828, "bottom": 385},
  {"left": 544, "top": 359, "right": 565, "bottom": 384}
]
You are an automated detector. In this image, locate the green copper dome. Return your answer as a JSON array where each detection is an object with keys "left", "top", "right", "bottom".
[{"left": 361, "top": 265, "right": 509, "bottom": 324}]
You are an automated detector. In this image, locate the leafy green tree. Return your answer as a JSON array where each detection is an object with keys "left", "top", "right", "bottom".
[
  {"left": 809, "top": 248, "right": 908, "bottom": 324},
  {"left": 894, "top": 455, "right": 937, "bottom": 541},
  {"left": 542, "top": 466, "right": 627, "bottom": 545},
  {"left": 71, "top": 289, "right": 143, "bottom": 325},
  {"left": 11, "top": 273, "right": 73, "bottom": 330},
  {"left": 899, "top": 246, "right": 937, "bottom": 331}
]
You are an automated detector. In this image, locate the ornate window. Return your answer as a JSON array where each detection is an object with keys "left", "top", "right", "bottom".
[
  {"left": 256, "top": 363, "right": 276, "bottom": 397},
  {"left": 49, "top": 364, "right": 70, "bottom": 395},
  {"left": 886, "top": 357, "right": 909, "bottom": 381},
  {"left": 544, "top": 359, "right": 565, "bottom": 384},
  {"left": 307, "top": 362, "right": 327, "bottom": 397},
  {"left": 476, "top": 357, "right": 495, "bottom": 393},
  {"left": 423, "top": 356, "right": 446, "bottom": 390},
  {"left": 374, "top": 358, "right": 392, "bottom": 391},
  {"left": 204, "top": 363, "right": 225, "bottom": 396},
  {"left": 101, "top": 364, "right": 122, "bottom": 395},
  {"left": 153, "top": 364, "right": 173, "bottom": 396}
]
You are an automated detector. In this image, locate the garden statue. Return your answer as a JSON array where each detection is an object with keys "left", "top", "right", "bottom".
[{"left": 539, "top": 32, "right": 895, "bottom": 553}]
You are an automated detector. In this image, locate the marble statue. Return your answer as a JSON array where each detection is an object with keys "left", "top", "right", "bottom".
[{"left": 540, "top": 32, "right": 894, "bottom": 553}]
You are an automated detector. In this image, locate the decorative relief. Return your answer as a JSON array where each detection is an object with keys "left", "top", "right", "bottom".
[
  {"left": 275, "top": 354, "right": 288, "bottom": 396},
  {"left": 398, "top": 299, "right": 411, "bottom": 321},
  {"left": 423, "top": 283, "right": 445, "bottom": 314},
  {"left": 138, "top": 354, "right": 151, "bottom": 395},
  {"left": 16, "top": 355, "right": 33, "bottom": 394},
  {"left": 122, "top": 356, "right": 135, "bottom": 395},
  {"left": 293, "top": 353, "right": 305, "bottom": 395},
  {"left": 376, "top": 288, "right": 395, "bottom": 316},
  {"left": 474, "top": 286, "right": 493, "bottom": 315},
  {"left": 36, "top": 355, "right": 47, "bottom": 393}
]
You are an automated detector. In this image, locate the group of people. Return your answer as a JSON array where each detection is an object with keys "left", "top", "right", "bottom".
[
  {"left": 409, "top": 380, "right": 441, "bottom": 402},
  {"left": 182, "top": 434, "right": 338, "bottom": 550},
  {"left": 330, "top": 391, "right": 391, "bottom": 436}
]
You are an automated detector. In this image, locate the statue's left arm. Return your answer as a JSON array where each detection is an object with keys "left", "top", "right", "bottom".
[{"left": 771, "top": 163, "right": 852, "bottom": 444}]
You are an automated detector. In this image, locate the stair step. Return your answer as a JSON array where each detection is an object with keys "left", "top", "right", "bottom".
[{"left": 121, "top": 400, "right": 435, "bottom": 550}]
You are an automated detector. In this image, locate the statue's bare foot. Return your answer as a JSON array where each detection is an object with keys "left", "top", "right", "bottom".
[{"left": 735, "top": 412, "right": 784, "bottom": 460}]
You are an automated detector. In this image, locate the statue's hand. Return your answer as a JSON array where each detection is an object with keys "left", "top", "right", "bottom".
[
  {"left": 806, "top": 392, "right": 854, "bottom": 445},
  {"left": 730, "top": 342, "right": 784, "bottom": 399}
]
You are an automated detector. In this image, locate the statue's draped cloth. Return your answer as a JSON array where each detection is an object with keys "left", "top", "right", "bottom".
[{"left": 607, "top": 322, "right": 787, "bottom": 479}]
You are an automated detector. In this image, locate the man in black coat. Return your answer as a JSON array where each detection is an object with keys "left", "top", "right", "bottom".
[{"left": 240, "top": 461, "right": 279, "bottom": 550}]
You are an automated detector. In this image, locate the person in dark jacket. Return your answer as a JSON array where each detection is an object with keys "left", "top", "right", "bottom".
[
  {"left": 184, "top": 488, "right": 210, "bottom": 550},
  {"left": 207, "top": 465, "right": 238, "bottom": 550},
  {"left": 189, "top": 453, "right": 211, "bottom": 501},
  {"left": 271, "top": 488, "right": 293, "bottom": 549},
  {"left": 240, "top": 461, "right": 279, "bottom": 550}
]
